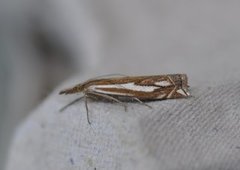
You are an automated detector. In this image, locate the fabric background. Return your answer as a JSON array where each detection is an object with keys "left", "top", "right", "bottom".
[
  {"left": 5, "top": 77, "right": 240, "bottom": 170},
  {"left": 5, "top": 1, "right": 240, "bottom": 170}
]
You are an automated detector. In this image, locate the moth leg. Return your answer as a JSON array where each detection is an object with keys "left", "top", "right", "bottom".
[
  {"left": 84, "top": 95, "right": 91, "bottom": 125},
  {"left": 87, "top": 91, "right": 127, "bottom": 111},
  {"left": 84, "top": 94, "right": 104, "bottom": 125},
  {"left": 59, "top": 96, "right": 85, "bottom": 112},
  {"left": 132, "top": 97, "right": 152, "bottom": 109}
]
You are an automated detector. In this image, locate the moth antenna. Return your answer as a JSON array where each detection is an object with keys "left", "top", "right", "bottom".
[
  {"left": 59, "top": 87, "right": 78, "bottom": 95},
  {"left": 59, "top": 96, "right": 84, "bottom": 112},
  {"left": 59, "top": 82, "right": 84, "bottom": 95},
  {"left": 86, "top": 74, "right": 128, "bottom": 81}
]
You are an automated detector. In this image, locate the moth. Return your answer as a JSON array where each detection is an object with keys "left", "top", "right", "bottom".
[{"left": 59, "top": 74, "right": 190, "bottom": 124}]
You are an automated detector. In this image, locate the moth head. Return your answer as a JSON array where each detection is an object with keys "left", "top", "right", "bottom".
[{"left": 59, "top": 84, "right": 84, "bottom": 95}]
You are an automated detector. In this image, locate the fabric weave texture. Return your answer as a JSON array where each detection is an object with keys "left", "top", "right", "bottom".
[{"left": 6, "top": 79, "right": 240, "bottom": 170}]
